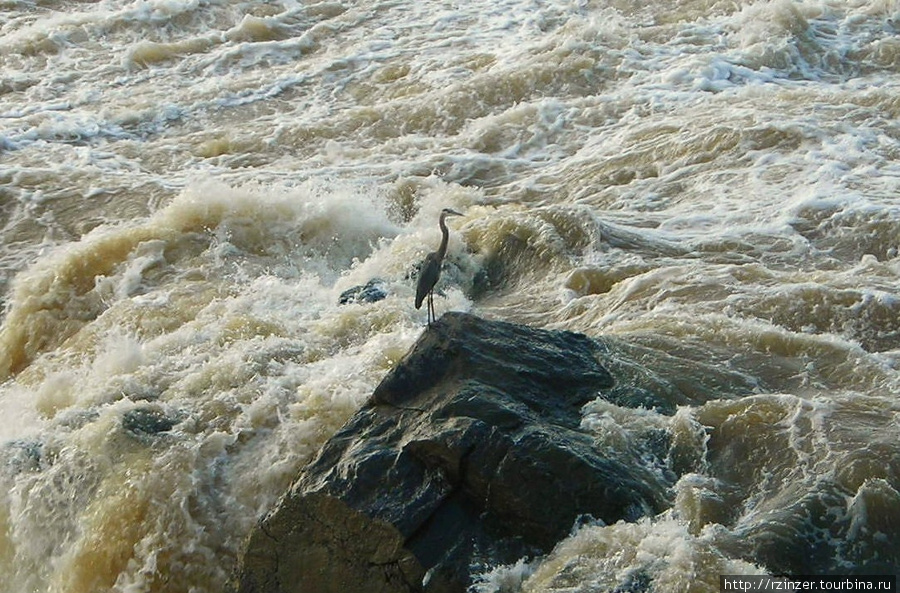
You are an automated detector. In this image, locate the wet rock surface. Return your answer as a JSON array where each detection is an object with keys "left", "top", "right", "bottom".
[
  {"left": 338, "top": 278, "right": 388, "bottom": 305},
  {"left": 235, "top": 312, "right": 672, "bottom": 593},
  {"left": 122, "top": 405, "right": 178, "bottom": 435}
]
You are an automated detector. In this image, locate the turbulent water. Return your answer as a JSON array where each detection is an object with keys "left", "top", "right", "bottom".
[{"left": 1, "top": 0, "right": 899, "bottom": 591}]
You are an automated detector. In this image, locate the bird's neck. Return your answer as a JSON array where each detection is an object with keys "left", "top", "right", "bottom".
[{"left": 437, "top": 215, "right": 450, "bottom": 260}]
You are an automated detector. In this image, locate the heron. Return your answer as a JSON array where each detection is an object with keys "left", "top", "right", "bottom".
[{"left": 415, "top": 208, "right": 463, "bottom": 325}]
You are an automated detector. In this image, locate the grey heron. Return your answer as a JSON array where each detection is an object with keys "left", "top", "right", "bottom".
[{"left": 415, "top": 208, "right": 463, "bottom": 325}]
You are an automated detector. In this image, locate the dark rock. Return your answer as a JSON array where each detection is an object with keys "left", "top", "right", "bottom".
[
  {"left": 338, "top": 278, "right": 388, "bottom": 305},
  {"left": 122, "top": 406, "right": 177, "bottom": 435},
  {"left": 234, "top": 312, "right": 672, "bottom": 593}
]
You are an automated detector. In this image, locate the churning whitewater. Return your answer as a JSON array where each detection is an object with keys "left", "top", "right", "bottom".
[{"left": 1, "top": 0, "right": 899, "bottom": 591}]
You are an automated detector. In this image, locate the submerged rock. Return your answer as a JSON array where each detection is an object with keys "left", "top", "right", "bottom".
[
  {"left": 2, "top": 439, "right": 44, "bottom": 474},
  {"left": 122, "top": 406, "right": 177, "bottom": 435},
  {"left": 338, "top": 278, "right": 388, "bottom": 305},
  {"left": 235, "top": 312, "right": 671, "bottom": 593}
]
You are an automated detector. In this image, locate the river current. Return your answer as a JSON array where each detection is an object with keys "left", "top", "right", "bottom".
[{"left": 1, "top": 0, "right": 899, "bottom": 591}]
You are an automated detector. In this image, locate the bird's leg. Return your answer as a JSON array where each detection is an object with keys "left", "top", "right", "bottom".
[{"left": 427, "top": 292, "right": 435, "bottom": 325}]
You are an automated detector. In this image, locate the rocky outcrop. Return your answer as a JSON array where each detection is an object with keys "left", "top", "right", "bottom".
[{"left": 235, "top": 313, "right": 672, "bottom": 593}]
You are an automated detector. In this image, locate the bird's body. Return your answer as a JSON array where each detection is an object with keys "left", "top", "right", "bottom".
[
  {"left": 415, "top": 208, "right": 463, "bottom": 324},
  {"left": 414, "top": 251, "right": 442, "bottom": 310}
]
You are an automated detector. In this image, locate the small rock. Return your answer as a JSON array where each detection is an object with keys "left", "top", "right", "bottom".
[
  {"left": 122, "top": 406, "right": 177, "bottom": 435},
  {"left": 338, "top": 278, "right": 388, "bottom": 305}
]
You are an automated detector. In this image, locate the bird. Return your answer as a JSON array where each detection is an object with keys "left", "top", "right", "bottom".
[{"left": 415, "top": 208, "right": 463, "bottom": 325}]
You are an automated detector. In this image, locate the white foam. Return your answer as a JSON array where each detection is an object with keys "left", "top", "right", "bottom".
[
  {"left": 2, "top": 0, "right": 900, "bottom": 590},
  {"left": 520, "top": 514, "right": 763, "bottom": 593}
]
